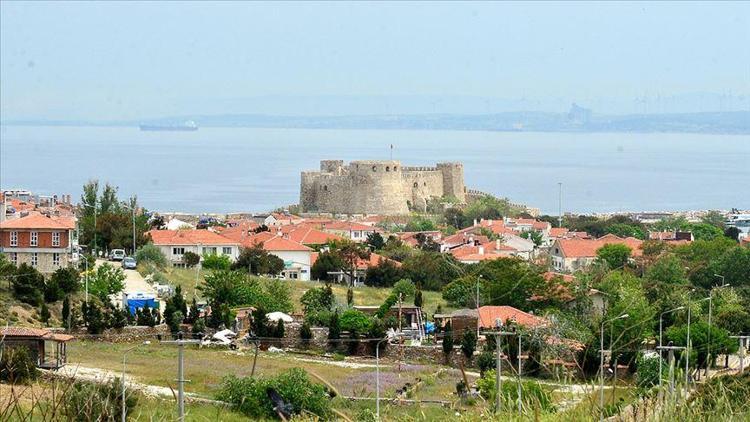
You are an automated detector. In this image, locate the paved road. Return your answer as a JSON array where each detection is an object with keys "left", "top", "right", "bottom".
[{"left": 96, "top": 259, "right": 162, "bottom": 309}]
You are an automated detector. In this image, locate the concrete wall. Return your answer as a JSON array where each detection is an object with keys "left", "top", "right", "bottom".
[{"left": 300, "top": 160, "right": 466, "bottom": 215}]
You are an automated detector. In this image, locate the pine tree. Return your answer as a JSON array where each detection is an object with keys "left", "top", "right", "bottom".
[
  {"left": 62, "top": 296, "right": 71, "bottom": 329},
  {"left": 414, "top": 289, "right": 423, "bottom": 308},
  {"left": 275, "top": 319, "right": 285, "bottom": 339},
  {"left": 300, "top": 321, "right": 313, "bottom": 347},
  {"left": 328, "top": 310, "right": 341, "bottom": 341},
  {"left": 442, "top": 321, "right": 454, "bottom": 361},
  {"left": 347, "top": 287, "right": 354, "bottom": 307},
  {"left": 40, "top": 303, "right": 50, "bottom": 326}
]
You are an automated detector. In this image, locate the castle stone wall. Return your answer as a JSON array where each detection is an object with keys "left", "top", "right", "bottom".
[{"left": 300, "top": 160, "right": 466, "bottom": 215}]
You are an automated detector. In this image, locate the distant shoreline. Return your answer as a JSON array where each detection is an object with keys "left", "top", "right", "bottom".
[{"left": 2, "top": 109, "right": 749, "bottom": 135}]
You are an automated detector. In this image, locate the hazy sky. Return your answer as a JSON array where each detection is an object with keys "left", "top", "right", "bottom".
[{"left": 1, "top": 1, "right": 748, "bottom": 120}]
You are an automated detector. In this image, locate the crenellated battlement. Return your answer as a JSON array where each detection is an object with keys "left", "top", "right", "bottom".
[{"left": 299, "top": 159, "right": 466, "bottom": 215}]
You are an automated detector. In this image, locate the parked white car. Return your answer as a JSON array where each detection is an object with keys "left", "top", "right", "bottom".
[{"left": 109, "top": 249, "right": 126, "bottom": 261}]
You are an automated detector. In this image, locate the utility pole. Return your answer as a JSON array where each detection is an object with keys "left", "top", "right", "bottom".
[
  {"left": 476, "top": 275, "right": 482, "bottom": 338},
  {"left": 557, "top": 182, "right": 563, "bottom": 228},
  {"left": 517, "top": 333, "right": 522, "bottom": 415},
  {"left": 161, "top": 334, "right": 201, "bottom": 421},
  {"left": 485, "top": 328, "right": 516, "bottom": 413}
]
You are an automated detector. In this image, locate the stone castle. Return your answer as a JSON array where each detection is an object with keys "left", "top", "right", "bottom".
[{"left": 300, "top": 160, "right": 466, "bottom": 215}]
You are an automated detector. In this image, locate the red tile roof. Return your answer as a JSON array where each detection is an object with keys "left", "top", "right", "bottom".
[
  {"left": 286, "top": 226, "right": 343, "bottom": 245},
  {"left": 147, "top": 229, "right": 239, "bottom": 246},
  {"left": 549, "top": 228, "right": 569, "bottom": 238},
  {"left": 477, "top": 306, "right": 547, "bottom": 329},
  {"left": 261, "top": 236, "right": 312, "bottom": 252},
  {"left": 319, "top": 221, "right": 378, "bottom": 232},
  {"left": 555, "top": 235, "right": 643, "bottom": 258},
  {"left": 0, "top": 213, "right": 75, "bottom": 230},
  {"left": 355, "top": 252, "right": 401, "bottom": 269},
  {"left": 0, "top": 326, "right": 74, "bottom": 342}
]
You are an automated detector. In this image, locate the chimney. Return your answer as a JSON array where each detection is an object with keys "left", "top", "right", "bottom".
[
  {"left": 478, "top": 246, "right": 484, "bottom": 255},
  {"left": 488, "top": 219, "right": 492, "bottom": 225},
  {"left": 473, "top": 219, "right": 478, "bottom": 227},
  {"left": 496, "top": 239, "right": 500, "bottom": 250}
]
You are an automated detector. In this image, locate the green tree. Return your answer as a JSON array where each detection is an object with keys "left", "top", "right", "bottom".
[
  {"left": 232, "top": 245, "right": 284, "bottom": 276},
  {"left": 405, "top": 215, "right": 438, "bottom": 232},
  {"left": 328, "top": 310, "right": 341, "bottom": 341},
  {"left": 275, "top": 319, "right": 285, "bottom": 339},
  {"left": 364, "top": 257, "right": 404, "bottom": 287},
  {"left": 88, "top": 263, "right": 126, "bottom": 300},
  {"left": 605, "top": 223, "right": 646, "bottom": 240},
  {"left": 666, "top": 321, "right": 738, "bottom": 369},
  {"left": 346, "top": 287, "right": 354, "bottom": 307},
  {"left": 182, "top": 251, "right": 200, "bottom": 267},
  {"left": 701, "top": 211, "right": 726, "bottom": 229},
  {"left": 520, "top": 230, "right": 544, "bottom": 246},
  {"left": 402, "top": 252, "right": 462, "bottom": 291},
  {"left": 11, "top": 263, "right": 44, "bottom": 305},
  {"left": 62, "top": 296, "right": 71, "bottom": 329},
  {"left": 84, "top": 301, "right": 107, "bottom": 334},
  {"left": 366, "top": 232, "right": 385, "bottom": 251},
  {"left": 300, "top": 321, "right": 313, "bottom": 347},
  {"left": 414, "top": 288, "right": 423, "bottom": 308},
  {"left": 310, "top": 250, "right": 344, "bottom": 281},
  {"left": 43, "top": 277, "right": 64, "bottom": 303},
  {"left": 300, "top": 285, "right": 335, "bottom": 314},
  {"left": 595, "top": 243, "right": 632, "bottom": 269},
  {"left": 442, "top": 323, "right": 454, "bottom": 363},
  {"left": 40, "top": 303, "right": 51, "bottom": 326},
  {"left": 327, "top": 240, "right": 371, "bottom": 286},
  {"left": 51, "top": 267, "right": 80, "bottom": 294},
  {"left": 461, "top": 329, "right": 477, "bottom": 362}
]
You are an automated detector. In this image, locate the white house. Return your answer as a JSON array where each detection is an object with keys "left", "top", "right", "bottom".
[
  {"left": 146, "top": 229, "right": 240, "bottom": 268},
  {"left": 260, "top": 236, "right": 313, "bottom": 280}
]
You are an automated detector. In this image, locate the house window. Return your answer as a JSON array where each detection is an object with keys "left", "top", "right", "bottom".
[
  {"left": 10, "top": 231, "right": 18, "bottom": 246},
  {"left": 31, "top": 252, "right": 38, "bottom": 267},
  {"left": 203, "top": 247, "right": 217, "bottom": 255},
  {"left": 222, "top": 247, "right": 232, "bottom": 255},
  {"left": 30, "top": 231, "right": 38, "bottom": 247},
  {"left": 52, "top": 232, "right": 61, "bottom": 247},
  {"left": 172, "top": 247, "right": 185, "bottom": 256},
  {"left": 372, "top": 165, "right": 377, "bottom": 172},
  {"left": 53, "top": 253, "right": 60, "bottom": 266},
  {"left": 386, "top": 166, "right": 390, "bottom": 172},
  {"left": 10, "top": 253, "right": 17, "bottom": 265},
  {"left": 353, "top": 231, "right": 360, "bottom": 238}
]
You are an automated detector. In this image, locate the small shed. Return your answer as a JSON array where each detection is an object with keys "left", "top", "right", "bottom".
[{"left": 0, "top": 327, "right": 74, "bottom": 369}]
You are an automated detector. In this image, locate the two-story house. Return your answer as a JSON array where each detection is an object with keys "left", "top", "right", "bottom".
[
  {"left": 0, "top": 213, "right": 77, "bottom": 273},
  {"left": 146, "top": 229, "right": 240, "bottom": 268}
]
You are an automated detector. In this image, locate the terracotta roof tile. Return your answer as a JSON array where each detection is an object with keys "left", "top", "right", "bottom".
[
  {"left": 477, "top": 306, "right": 547, "bottom": 329},
  {"left": 147, "top": 229, "right": 239, "bottom": 246},
  {"left": 0, "top": 213, "right": 75, "bottom": 230}
]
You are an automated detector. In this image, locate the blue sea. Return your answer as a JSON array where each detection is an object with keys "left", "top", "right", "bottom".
[{"left": 1, "top": 125, "right": 748, "bottom": 214}]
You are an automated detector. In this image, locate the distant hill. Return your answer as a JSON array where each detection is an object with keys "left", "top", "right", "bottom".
[{"left": 4, "top": 110, "right": 749, "bottom": 134}]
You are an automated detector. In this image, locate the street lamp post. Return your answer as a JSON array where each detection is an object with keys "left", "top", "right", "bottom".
[
  {"left": 600, "top": 313, "right": 628, "bottom": 422},
  {"left": 706, "top": 277, "right": 730, "bottom": 378},
  {"left": 122, "top": 341, "right": 150, "bottom": 422},
  {"left": 375, "top": 337, "right": 389, "bottom": 421},
  {"left": 659, "top": 306, "right": 685, "bottom": 392}
]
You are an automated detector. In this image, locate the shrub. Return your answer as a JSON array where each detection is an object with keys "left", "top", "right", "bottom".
[
  {"left": 339, "top": 309, "right": 372, "bottom": 335},
  {"left": 300, "top": 285, "right": 335, "bottom": 314},
  {"left": 275, "top": 319, "right": 285, "bottom": 339},
  {"left": 201, "top": 253, "right": 231, "bottom": 270},
  {"left": 215, "top": 369, "right": 331, "bottom": 419},
  {"left": 477, "top": 370, "right": 554, "bottom": 412},
  {"left": 62, "top": 378, "right": 137, "bottom": 421},
  {"left": 636, "top": 352, "right": 662, "bottom": 390},
  {"left": 328, "top": 311, "right": 341, "bottom": 341},
  {"left": 0, "top": 346, "right": 38, "bottom": 384},
  {"left": 11, "top": 263, "right": 44, "bottom": 306},
  {"left": 477, "top": 351, "right": 496, "bottom": 375},
  {"left": 135, "top": 243, "right": 167, "bottom": 268},
  {"left": 192, "top": 317, "right": 206, "bottom": 339}
]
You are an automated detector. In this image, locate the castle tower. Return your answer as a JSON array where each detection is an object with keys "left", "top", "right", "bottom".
[
  {"left": 437, "top": 162, "right": 466, "bottom": 203},
  {"left": 348, "top": 160, "right": 408, "bottom": 215}
]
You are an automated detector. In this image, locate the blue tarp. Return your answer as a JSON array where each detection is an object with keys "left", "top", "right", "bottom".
[
  {"left": 127, "top": 298, "right": 158, "bottom": 315},
  {"left": 424, "top": 321, "right": 435, "bottom": 334}
]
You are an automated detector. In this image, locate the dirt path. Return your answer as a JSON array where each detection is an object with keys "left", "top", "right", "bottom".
[{"left": 56, "top": 364, "right": 185, "bottom": 399}]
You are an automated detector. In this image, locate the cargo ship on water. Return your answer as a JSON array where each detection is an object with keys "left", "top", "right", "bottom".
[{"left": 139, "top": 120, "right": 198, "bottom": 131}]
